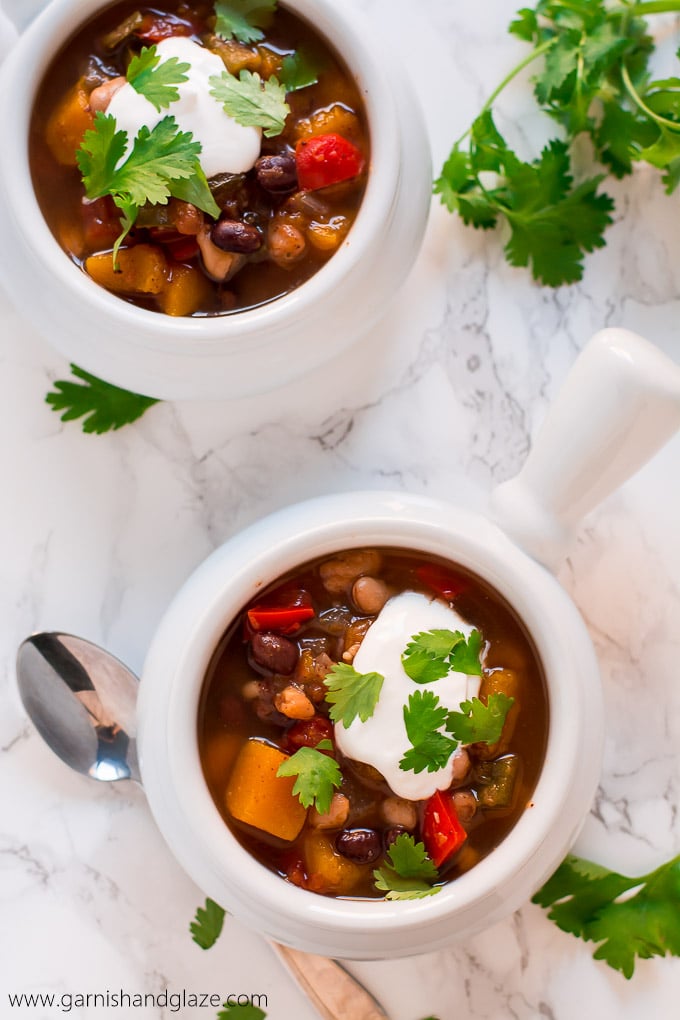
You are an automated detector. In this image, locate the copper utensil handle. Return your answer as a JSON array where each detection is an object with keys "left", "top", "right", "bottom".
[{"left": 271, "top": 943, "right": 390, "bottom": 1020}]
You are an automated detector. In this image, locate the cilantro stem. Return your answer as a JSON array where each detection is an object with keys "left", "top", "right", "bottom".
[
  {"left": 626, "top": 0, "right": 680, "bottom": 13},
  {"left": 621, "top": 60, "right": 680, "bottom": 131},
  {"left": 454, "top": 39, "right": 554, "bottom": 146}
]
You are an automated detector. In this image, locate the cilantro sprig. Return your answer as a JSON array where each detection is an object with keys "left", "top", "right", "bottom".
[
  {"left": 209, "top": 69, "right": 289, "bottom": 137},
  {"left": 373, "top": 833, "right": 440, "bottom": 900},
  {"left": 214, "top": 0, "right": 277, "bottom": 45},
  {"left": 77, "top": 112, "right": 220, "bottom": 262},
  {"left": 127, "top": 44, "right": 190, "bottom": 111},
  {"left": 402, "top": 628, "right": 483, "bottom": 683},
  {"left": 190, "top": 897, "right": 226, "bottom": 950},
  {"left": 534, "top": 852, "right": 680, "bottom": 978},
  {"left": 436, "top": 0, "right": 680, "bottom": 285},
  {"left": 323, "top": 662, "right": 384, "bottom": 729},
  {"left": 46, "top": 364, "right": 159, "bottom": 434},
  {"left": 399, "top": 690, "right": 514, "bottom": 775},
  {"left": 276, "top": 740, "right": 342, "bottom": 814}
]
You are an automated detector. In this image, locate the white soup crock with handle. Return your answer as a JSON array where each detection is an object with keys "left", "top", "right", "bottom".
[
  {"left": 135, "top": 327, "right": 680, "bottom": 959},
  {"left": 0, "top": 0, "right": 431, "bottom": 399}
]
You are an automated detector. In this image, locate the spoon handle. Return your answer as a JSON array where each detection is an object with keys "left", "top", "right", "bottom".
[{"left": 271, "top": 943, "right": 390, "bottom": 1020}]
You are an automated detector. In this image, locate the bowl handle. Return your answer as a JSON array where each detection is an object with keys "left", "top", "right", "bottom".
[{"left": 491, "top": 327, "right": 680, "bottom": 572}]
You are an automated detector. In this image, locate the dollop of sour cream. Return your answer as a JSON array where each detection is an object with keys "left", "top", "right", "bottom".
[
  {"left": 107, "top": 37, "right": 262, "bottom": 178},
  {"left": 334, "top": 591, "right": 482, "bottom": 801}
]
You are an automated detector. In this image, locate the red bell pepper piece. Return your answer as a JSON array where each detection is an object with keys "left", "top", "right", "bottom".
[
  {"left": 295, "top": 133, "right": 365, "bottom": 191},
  {"left": 416, "top": 563, "right": 466, "bottom": 601},
  {"left": 246, "top": 589, "right": 315, "bottom": 634},
  {"left": 422, "top": 790, "right": 468, "bottom": 868}
]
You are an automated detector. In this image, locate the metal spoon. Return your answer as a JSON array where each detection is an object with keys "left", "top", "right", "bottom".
[{"left": 16, "top": 632, "right": 390, "bottom": 1020}]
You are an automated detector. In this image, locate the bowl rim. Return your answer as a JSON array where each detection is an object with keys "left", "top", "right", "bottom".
[
  {"left": 2, "top": 0, "right": 402, "bottom": 350},
  {"left": 138, "top": 491, "right": 604, "bottom": 946}
]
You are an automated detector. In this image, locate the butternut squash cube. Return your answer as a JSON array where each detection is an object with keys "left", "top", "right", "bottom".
[
  {"left": 158, "top": 264, "right": 213, "bottom": 317},
  {"left": 45, "top": 80, "right": 95, "bottom": 167},
  {"left": 85, "top": 245, "right": 168, "bottom": 296},
  {"left": 225, "top": 738, "right": 307, "bottom": 842},
  {"left": 303, "top": 831, "right": 364, "bottom": 895}
]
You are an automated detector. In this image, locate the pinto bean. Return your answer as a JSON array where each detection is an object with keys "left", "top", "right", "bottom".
[
  {"left": 274, "top": 685, "right": 315, "bottom": 720},
  {"left": 251, "top": 631, "right": 298, "bottom": 675},
  {"left": 335, "top": 827, "right": 382, "bottom": 864},
  {"left": 268, "top": 222, "right": 306, "bottom": 266},
  {"left": 89, "top": 75, "right": 126, "bottom": 113},
  {"left": 450, "top": 748, "right": 471, "bottom": 787},
  {"left": 352, "top": 576, "right": 389, "bottom": 615},
  {"left": 309, "top": 793, "right": 350, "bottom": 830},
  {"left": 319, "top": 549, "right": 382, "bottom": 595},
  {"left": 380, "top": 797, "right": 417, "bottom": 831},
  {"left": 452, "top": 790, "right": 477, "bottom": 824}
]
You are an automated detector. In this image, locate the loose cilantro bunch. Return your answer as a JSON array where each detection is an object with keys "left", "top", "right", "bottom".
[
  {"left": 534, "top": 851, "right": 680, "bottom": 977},
  {"left": 436, "top": 0, "right": 680, "bottom": 285}
]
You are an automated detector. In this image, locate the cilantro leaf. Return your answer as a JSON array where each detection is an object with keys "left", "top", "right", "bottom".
[
  {"left": 400, "top": 690, "right": 458, "bottom": 774},
  {"left": 448, "top": 629, "right": 483, "bottom": 676},
  {"left": 189, "top": 897, "right": 226, "bottom": 950},
  {"left": 214, "top": 0, "right": 276, "bottom": 45},
  {"left": 127, "top": 44, "right": 190, "bottom": 111},
  {"left": 46, "top": 365, "right": 159, "bottom": 434},
  {"left": 323, "top": 662, "right": 384, "bottom": 728},
  {"left": 77, "top": 112, "right": 128, "bottom": 199},
  {"left": 209, "top": 70, "right": 289, "bottom": 137},
  {"left": 446, "top": 693, "right": 514, "bottom": 745},
  {"left": 373, "top": 833, "right": 440, "bottom": 900},
  {"left": 217, "top": 1005, "right": 266, "bottom": 1020},
  {"left": 276, "top": 743, "right": 342, "bottom": 814},
  {"left": 402, "top": 629, "right": 465, "bottom": 684},
  {"left": 280, "top": 49, "right": 320, "bottom": 92},
  {"left": 533, "top": 853, "right": 680, "bottom": 978}
]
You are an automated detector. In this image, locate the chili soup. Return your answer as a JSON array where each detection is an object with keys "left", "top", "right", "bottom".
[
  {"left": 198, "top": 547, "right": 549, "bottom": 900},
  {"left": 29, "top": 0, "right": 369, "bottom": 317}
]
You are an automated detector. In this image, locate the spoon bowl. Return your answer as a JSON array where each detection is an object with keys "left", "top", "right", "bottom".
[{"left": 16, "top": 632, "right": 140, "bottom": 782}]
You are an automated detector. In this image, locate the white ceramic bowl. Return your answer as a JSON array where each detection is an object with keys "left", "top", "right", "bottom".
[
  {"left": 135, "top": 329, "right": 680, "bottom": 959},
  {"left": 0, "top": 0, "right": 431, "bottom": 400},
  {"left": 137, "top": 489, "right": 603, "bottom": 959}
]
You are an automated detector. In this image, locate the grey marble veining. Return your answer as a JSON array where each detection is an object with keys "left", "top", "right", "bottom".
[{"left": 1, "top": 0, "right": 680, "bottom": 1016}]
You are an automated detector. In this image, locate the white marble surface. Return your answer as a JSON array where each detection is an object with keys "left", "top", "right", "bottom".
[{"left": 2, "top": 0, "right": 680, "bottom": 1017}]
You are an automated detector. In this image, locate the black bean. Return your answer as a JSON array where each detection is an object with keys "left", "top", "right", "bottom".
[
  {"left": 211, "top": 218, "right": 262, "bottom": 254},
  {"left": 251, "top": 631, "right": 299, "bottom": 675},
  {"left": 383, "top": 826, "right": 408, "bottom": 851},
  {"left": 255, "top": 154, "right": 298, "bottom": 193},
  {"left": 335, "top": 828, "right": 382, "bottom": 864}
]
